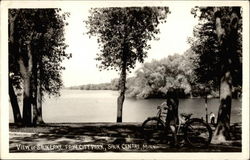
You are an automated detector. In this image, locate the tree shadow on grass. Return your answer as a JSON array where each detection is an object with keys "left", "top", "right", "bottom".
[
  {"left": 9, "top": 123, "right": 149, "bottom": 152},
  {"left": 9, "top": 123, "right": 242, "bottom": 152}
]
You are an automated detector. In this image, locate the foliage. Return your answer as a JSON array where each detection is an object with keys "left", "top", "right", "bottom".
[
  {"left": 70, "top": 51, "right": 197, "bottom": 98},
  {"left": 190, "top": 7, "right": 242, "bottom": 141},
  {"left": 126, "top": 50, "right": 198, "bottom": 99},
  {"left": 86, "top": 7, "right": 170, "bottom": 122},
  {"left": 9, "top": 9, "right": 71, "bottom": 97},
  {"left": 189, "top": 7, "right": 242, "bottom": 89},
  {"left": 85, "top": 7, "right": 169, "bottom": 72}
]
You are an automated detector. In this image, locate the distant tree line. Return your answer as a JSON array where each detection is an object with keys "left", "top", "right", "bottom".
[
  {"left": 69, "top": 79, "right": 119, "bottom": 90},
  {"left": 70, "top": 49, "right": 241, "bottom": 99}
]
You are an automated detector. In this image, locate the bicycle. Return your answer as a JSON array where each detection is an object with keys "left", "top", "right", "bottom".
[{"left": 142, "top": 105, "right": 212, "bottom": 148}]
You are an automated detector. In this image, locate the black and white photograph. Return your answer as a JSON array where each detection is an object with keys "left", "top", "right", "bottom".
[{"left": 0, "top": 0, "right": 249, "bottom": 159}]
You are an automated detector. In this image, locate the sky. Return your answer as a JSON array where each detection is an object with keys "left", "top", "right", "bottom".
[{"left": 61, "top": 6, "right": 198, "bottom": 87}]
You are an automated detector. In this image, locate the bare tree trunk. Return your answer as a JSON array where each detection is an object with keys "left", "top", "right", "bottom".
[
  {"left": 9, "top": 11, "right": 23, "bottom": 125},
  {"left": 22, "top": 74, "right": 32, "bottom": 126},
  {"left": 36, "top": 82, "right": 44, "bottom": 124},
  {"left": 32, "top": 58, "right": 38, "bottom": 125},
  {"left": 212, "top": 7, "right": 240, "bottom": 142},
  {"left": 213, "top": 70, "right": 232, "bottom": 141},
  {"left": 33, "top": 64, "right": 44, "bottom": 125},
  {"left": 32, "top": 65, "right": 38, "bottom": 125},
  {"left": 166, "top": 88, "right": 179, "bottom": 145},
  {"left": 117, "top": 61, "right": 127, "bottom": 123},
  {"left": 19, "top": 43, "right": 33, "bottom": 126},
  {"left": 9, "top": 10, "right": 33, "bottom": 126},
  {"left": 9, "top": 78, "right": 22, "bottom": 125}
]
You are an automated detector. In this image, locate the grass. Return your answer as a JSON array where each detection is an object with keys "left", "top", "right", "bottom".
[{"left": 9, "top": 122, "right": 242, "bottom": 152}]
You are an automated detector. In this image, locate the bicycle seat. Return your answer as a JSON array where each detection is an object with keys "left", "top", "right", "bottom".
[{"left": 180, "top": 113, "right": 192, "bottom": 120}]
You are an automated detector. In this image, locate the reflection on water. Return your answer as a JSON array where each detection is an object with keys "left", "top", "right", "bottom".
[{"left": 9, "top": 90, "right": 242, "bottom": 123}]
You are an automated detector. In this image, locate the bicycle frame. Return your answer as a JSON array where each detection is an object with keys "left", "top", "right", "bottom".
[
  {"left": 142, "top": 106, "right": 213, "bottom": 147},
  {"left": 156, "top": 106, "right": 189, "bottom": 135}
]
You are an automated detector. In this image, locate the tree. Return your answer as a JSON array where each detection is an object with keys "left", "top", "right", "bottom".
[
  {"left": 188, "top": 9, "right": 221, "bottom": 91},
  {"left": 213, "top": 7, "right": 242, "bottom": 142},
  {"left": 190, "top": 7, "right": 242, "bottom": 142},
  {"left": 9, "top": 9, "right": 34, "bottom": 125},
  {"left": 30, "top": 9, "right": 71, "bottom": 125},
  {"left": 9, "top": 77, "right": 22, "bottom": 125},
  {"left": 9, "top": 9, "right": 71, "bottom": 126},
  {"left": 86, "top": 7, "right": 169, "bottom": 122},
  {"left": 9, "top": 10, "right": 23, "bottom": 125},
  {"left": 125, "top": 51, "right": 196, "bottom": 99}
]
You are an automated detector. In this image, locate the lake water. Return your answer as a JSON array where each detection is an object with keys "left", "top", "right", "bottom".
[{"left": 9, "top": 90, "right": 241, "bottom": 123}]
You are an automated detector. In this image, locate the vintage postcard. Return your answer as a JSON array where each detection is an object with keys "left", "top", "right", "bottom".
[{"left": 0, "top": 0, "right": 249, "bottom": 159}]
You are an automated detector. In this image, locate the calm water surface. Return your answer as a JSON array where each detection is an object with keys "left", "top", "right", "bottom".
[{"left": 9, "top": 90, "right": 241, "bottom": 123}]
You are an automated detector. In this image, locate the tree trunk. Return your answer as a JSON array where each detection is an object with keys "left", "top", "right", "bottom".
[
  {"left": 166, "top": 88, "right": 179, "bottom": 124},
  {"left": 22, "top": 74, "right": 32, "bottom": 126},
  {"left": 166, "top": 88, "right": 179, "bottom": 145},
  {"left": 213, "top": 71, "right": 232, "bottom": 141},
  {"left": 32, "top": 67, "right": 38, "bottom": 125},
  {"left": 9, "top": 10, "right": 19, "bottom": 45},
  {"left": 9, "top": 78, "right": 22, "bottom": 125},
  {"left": 9, "top": 11, "right": 24, "bottom": 126},
  {"left": 212, "top": 7, "right": 240, "bottom": 142},
  {"left": 117, "top": 61, "right": 127, "bottom": 122},
  {"left": 33, "top": 65, "right": 44, "bottom": 125},
  {"left": 9, "top": 11, "right": 33, "bottom": 126},
  {"left": 32, "top": 57, "right": 38, "bottom": 125},
  {"left": 20, "top": 43, "right": 33, "bottom": 126},
  {"left": 204, "top": 87, "right": 209, "bottom": 123},
  {"left": 36, "top": 83, "right": 44, "bottom": 124}
]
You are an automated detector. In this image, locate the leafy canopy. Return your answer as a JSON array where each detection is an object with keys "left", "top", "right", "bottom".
[
  {"left": 9, "top": 9, "right": 71, "bottom": 96},
  {"left": 189, "top": 7, "right": 242, "bottom": 88},
  {"left": 126, "top": 50, "right": 196, "bottom": 99},
  {"left": 85, "top": 7, "right": 169, "bottom": 72}
]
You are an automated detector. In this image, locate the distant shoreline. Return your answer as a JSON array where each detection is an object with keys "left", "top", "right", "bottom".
[{"left": 65, "top": 88, "right": 223, "bottom": 99}]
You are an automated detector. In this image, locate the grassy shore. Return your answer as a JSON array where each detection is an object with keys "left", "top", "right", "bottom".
[{"left": 9, "top": 122, "right": 241, "bottom": 152}]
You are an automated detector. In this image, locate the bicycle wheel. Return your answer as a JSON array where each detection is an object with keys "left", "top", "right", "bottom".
[
  {"left": 184, "top": 118, "right": 212, "bottom": 148},
  {"left": 142, "top": 117, "right": 165, "bottom": 144}
]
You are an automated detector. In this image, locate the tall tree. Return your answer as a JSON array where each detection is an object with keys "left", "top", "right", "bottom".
[
  {"left": 29, "top": 9, "right": 71, "bottom": 125},
  {"left": 9, "top": 10, "right": 23, "bottom": 125},
  {"left": 213, "top": 7, "right": 242, "bottom": 142},
  {"left": 9, "top": 9, "right": 71, "bottom": 126},
  {"left": 9, "top": 9, "right": 34, "bottom": 125},
  {"left": 86, "top": 7, "right": 169, "bottom": 122},
  {"left": 190, "top": 7, "right": 242, "bottom": 141}
]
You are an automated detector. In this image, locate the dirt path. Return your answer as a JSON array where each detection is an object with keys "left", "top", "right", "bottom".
[{"left": 9, "top": 123, "right": 241, "bottom": 152}]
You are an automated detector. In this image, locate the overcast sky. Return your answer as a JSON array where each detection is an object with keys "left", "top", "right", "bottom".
[{"left": 61, "top": 6, "right": 198, "bottom": 87}]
